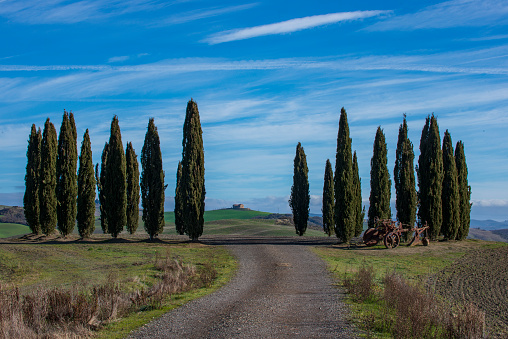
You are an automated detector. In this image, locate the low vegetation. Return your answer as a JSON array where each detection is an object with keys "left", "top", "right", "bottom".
[{"left": 314, "top": 240, "right": 508, "bottom": 338}]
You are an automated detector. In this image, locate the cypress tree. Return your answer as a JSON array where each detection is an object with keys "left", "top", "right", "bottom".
[
  {"left": 56, "top": 111, "right": 77, "bottom": 237},
  {"left": 40, "top": 118, "right": 58, "bottom": 235},
  {"left": 455, "top": 141, "right": 471, "bottom": 240},
  {"left": 24, "top": 124, "right": 42, "bottom": 235},
  {"left": 289, "top": 142, "right": 309, "bottom": 236},
  {"left": 96, "top": 143, "right": 109, "bottom": 233},
  {"left": 368, "top": 127, "right": 391, "bottom": 227},
  {"left": 141, "top": 119, "right": 165, "bottom": 240},
  {"left": 105, "top": 116, "right": 126, "bottom": 238},
  {"left": 77, "top": 129, "right": 96, "bottom": 238},
  {"left": 322, "top": 159, "right": 334, "bottom": 236},
  {"left": 126, "top": 142, "right": 140, "bottom": 235},
  {"left": 441, "top": 130, "right": 460, "bottom": 240},
  {"left": 353, "top": 151, "right": 365, "bottom": 236},
  {"left": 394, "top": 115, "right": 417, "bottom": 229},
  {"left": 175, "top": 161, "right": 185, "bottom": 235},
  {"left": 334, "top": 107, "right": 355, "bottom": 243},
  {"left": 417, "top": 114, "right": 443, "bottom": 240},
  {"left": 179, "top": 99, "right": 205, "bottom": 241}
]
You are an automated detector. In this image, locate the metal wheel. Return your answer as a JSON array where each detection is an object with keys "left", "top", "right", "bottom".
[{"left": 384, "top": 232, "right": 400, "bottom": 249}]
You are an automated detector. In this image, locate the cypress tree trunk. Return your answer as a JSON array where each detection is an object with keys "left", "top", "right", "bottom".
[
  {"left": 175, "top": 161, "right": 185, "bottom": 235},
  {"left": 368, "top": 127, "right": 391, "bottom": 227},
  {"left": 96, "top": 143, "right": 109, "bottom": 234},
  {"left": 289, "top": 142, "right": 309, "bottom": 236},
  {"left": 126, "top": 142, "right": 140, "bottom": 235},
  {"left": 40, "top": 118, "right": 58, "bottom": 235},
  {"left": 417, "top": 115, "right": 443, "bottom": 240},
  {"left": 56, "top": 111, "right": 77, "bottom": 237},
  {"left": 77, "top": 129, "right": 96, "bottom": 238},
  {"left": 141, "top": 119, "right": 165, "bottom": 240},
  {"left": 455, "top": 141, "right": 471, "bottom": 240},
  {"left": 353, "top": 151, "right": 365, "bottom": 236},
  {"left": 442, "top": 130, "right": 460, "bottom": 240},
  {"left": 394, "top": 115, "right": 417, "bottom": 231},
  {"left": 24, "top": 124, "right": 42, "bottom": 235},
  {"left": 105, "top": 116, "right": 126, "bottom": 238},
  {"left": 322, "top": 159, "right": 334, "bottom": 237},
  {"left": 180, "top": 99, "right": 205, "bottom": 241},
  {"left": 334, "top": 107, "right": 355, "bottom": 243}
]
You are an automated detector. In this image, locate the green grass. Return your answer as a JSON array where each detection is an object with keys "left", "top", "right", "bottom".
[
  {"left": 0, "top": 223, "right": 30, "bottom": 238},
  {"left": 0, "top": 241, "right": 237, "bottom": 338},
  {"left": 164, "top": 209, "right": 271, "bottom": 224},
  {"left": 313, "top": 240, "right": 508, "bottom": 338}
]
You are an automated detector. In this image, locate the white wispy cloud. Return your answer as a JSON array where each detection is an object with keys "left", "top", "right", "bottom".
[
  {"left": 203, "top": 10, "right": 392, "bottom": 44},
  {"left": 368, "top": 0, "right": 508, "bottom": 31},
  {"left": 156, "top": 3, "right": 258, "bottom": 26},
  {"left": 108, "top": 55, "right": 130, "bottom": 63}
]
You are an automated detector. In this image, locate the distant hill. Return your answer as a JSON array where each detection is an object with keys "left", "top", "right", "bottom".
[
  {"left": 470, "top": 219, "right": 508, "bottom": 230},
  {"left": 164, "top": 208, "right": 270, "bottom": 224},
  {"left": 0, "top": 205, "right": 26, "bottom": 225},
  {"left": 468, "top": 228, "right": 508, "bottom": 242}
]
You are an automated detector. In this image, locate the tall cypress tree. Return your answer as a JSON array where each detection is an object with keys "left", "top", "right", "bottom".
[
  {"left": 126, "top": 142, "right": 140, "bottom": 235},
  {"left": 96, "top": 143, "right": 109, "bottom": 234},
  {"left": 441, "top": 130, "right": 460, "bottom": 240},
  {"left": 289, "top": 142, "right": 309, "bottom": 236},
  {"left": 175, "top": 161, "right": 185, "bottom": 235},
  {"left": 394, "top": 115, "right": 417, "bottom": 229},
  {"left": 322, "top": 159, "right": 334, "bottom": 237},
  {"left": 40, "top": 118, "right": 58, "bottom": 235},
  {"left": 353, "top": 151, "right": 365, "bottom": 236},
  {"left": 24, "top": 124, "right": 42, "bottom": 235},
  {"left": 368, "top": 127, "right": 391, "bottom": 227},
  {"left": 179, "top": 99, "right": 205, "bottom": 241},
  {"left": 56, "top": 111, "right": 77, "bottom": 237},
  {"left": 141, "top": 119, "right": 165, "bottom": 240},
  {"left": 334, "top": 107, "right": 355, "bottom": 242},
  {"left": 417, "top": 114, "right": 443, "bottom": 240},
  {"left": 455, "top": 141, "right": 471, "bottom": 240},
  {"left": 105, "top": 116, "right": 126, "bottom": 238},
  {"left": 77, "top": 129, "right": 96, "bottom": 238}
]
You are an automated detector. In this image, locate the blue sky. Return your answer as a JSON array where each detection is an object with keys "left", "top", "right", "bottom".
[{"left": 1, "top": 0, "right": 507, "bottom": 220}]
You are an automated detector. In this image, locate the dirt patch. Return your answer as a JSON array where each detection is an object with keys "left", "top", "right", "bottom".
[{"left": 428, "top": 246, "right": 508, "bottom": 337}]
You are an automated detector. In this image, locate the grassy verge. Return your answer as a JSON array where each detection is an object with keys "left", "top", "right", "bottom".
[
  {"left": 0, "top": 240, "right": 237, "bottom": 338},
  {"left": 313, "top": 240, "right": 507, "bottom": 338}
]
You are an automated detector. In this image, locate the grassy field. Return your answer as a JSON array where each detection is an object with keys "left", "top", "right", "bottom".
[
  {"left": 313, "top": 240, "right": 508, "bottom": 338},
  {"left": 200, "top": 218, "right": 325, "bottom": 237},
  {"left": 0, "top": 223, "right": 30, "bottom": 238},
  {"left": 164, "top": 208, "right": 271, "bottom": 224},
  {"left": 0, "top": 240, "right": 237, "bottom": 338}
]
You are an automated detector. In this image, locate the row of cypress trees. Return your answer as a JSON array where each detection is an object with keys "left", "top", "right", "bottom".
[{"left": 24, "top": 100, "right": 206, "bottom": 240}]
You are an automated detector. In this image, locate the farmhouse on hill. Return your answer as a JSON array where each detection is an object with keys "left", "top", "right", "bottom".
[{"left": 232, "top": 204, "right": 244, "bottom": 209}]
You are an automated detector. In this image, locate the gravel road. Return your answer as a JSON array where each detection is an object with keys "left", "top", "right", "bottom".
[{"left": 129, "top": 236, "right": 359, "bottom": 338}]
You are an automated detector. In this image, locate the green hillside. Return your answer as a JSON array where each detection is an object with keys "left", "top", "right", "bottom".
[
  {"left": 198, "top": 219, "right": 325, "bottom": 237},
  {"left": 0, "top": 223, "right": 30, "bottom": 238},
  {"left": 164, "top": 209, "right": 271, "bottom": 224}
]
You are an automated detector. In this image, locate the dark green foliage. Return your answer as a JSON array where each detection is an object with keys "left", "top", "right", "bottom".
[
  {"left": 24, "top": 124, "right": 42, "bottom": 235},
  {"left": 368, "top": 127, "right": 391, "bottom": 227},
  {"left": 417, "top": 115, "right": 443, "bottom": 240},
  {"left": 96, "top": 143, "right": 108, "bottom": 234},
  {"left": 40, "top": 118, "right": 58, "bottom": 235},
  {"left": 126, "top": 142, "right": 140, "bottom": 235},
  {"left": 289, "top": 142, "right": 309, "bottom": 236},
  {"left": 353, "top": 151, "right": 365, "bottom": 237},
  {"left": 77, "top": 129, "right": 96, "bottom": 238},
  {"left": 56, "top": 111, "right": 77, "bottom": 237},
  {"left": 394, "top": 115, "right": 417, "bottom": 229},
  {"left": 179, "top": 99, "right": 205, "bottom": 241},
  {"left": 455, "top": 141, "right": 471, "bottom": 240},
  {"left": 69, "top": 112, "right": 77, "bottom": 145},
  {"left": 174, "top": 161, "right": 185, "bottom": 235},
  {"left": 334, "top": 107, "right": 355, "bottom": 242},
  {"left": 441, "top": 131, "right": 460, "bottom": 240},
  {"left": 140, "top": 119, "right": 165, "bottom": 240},
  {"left": 105, "top": 116, "right": 126, "bottom": 238},
  {"left": 322, "top": 159, "right": 334, "bottom": 236}
]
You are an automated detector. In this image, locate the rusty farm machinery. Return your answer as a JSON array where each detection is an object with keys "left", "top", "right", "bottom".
[{"left": 362, "top": 218, "right": 430, "bottom": 249}]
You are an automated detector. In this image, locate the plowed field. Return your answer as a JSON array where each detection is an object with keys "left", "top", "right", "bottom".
[{"left": 429, "top": 246, "right": 508, "bottom": 337}]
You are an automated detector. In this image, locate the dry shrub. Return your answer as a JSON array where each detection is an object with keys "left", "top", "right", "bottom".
[
  {"left": 446, "top": 302, "right": 485, "bottom": 339},
  {"left": 0, "top": 251, "right": 218, "bottom": 338},
  {"left": 343, "top": 265, "right": 375, "bottom": 302}
]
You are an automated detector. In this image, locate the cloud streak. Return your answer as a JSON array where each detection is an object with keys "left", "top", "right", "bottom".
[{"left": 203, "top": 10, "right": 392, "bottom": 44}]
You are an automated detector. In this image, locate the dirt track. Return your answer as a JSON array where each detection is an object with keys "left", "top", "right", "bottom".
[
  {"left": 129, "top": 236, "right": 358, "bottom": 338},
  {"left": 429, "top": 246, "right": 508, "bottom": 337}
]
